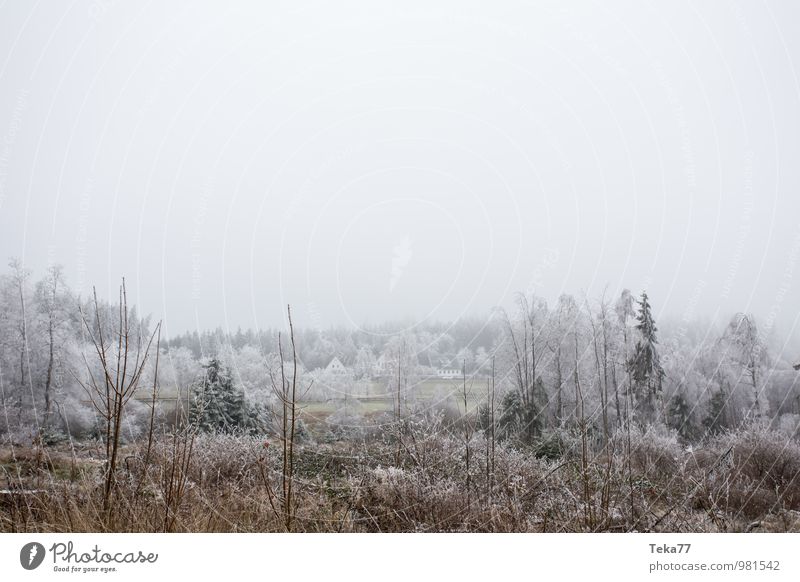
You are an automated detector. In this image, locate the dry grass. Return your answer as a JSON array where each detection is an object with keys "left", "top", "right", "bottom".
[{"left": 2, "top": 423, "right": 800, "bottom": 533}]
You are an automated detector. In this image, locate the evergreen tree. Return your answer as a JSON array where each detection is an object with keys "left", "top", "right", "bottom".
[
  {"left": 497, "top": 389, "right": 524, "bottom": 440},
  {"left": 190, "top": 358, "right": 264, "bottom": 434},
  {"left": 666, "top": 392, "right": 694, "bottom": 441},
  {"left": 702, "top": 390, "right": 729, "bottom": 435},
  {"left": 626, "top": 291, "right": 665, "bottom": 424},
  {"left": 496, "top": 376, "right": 546, "bottom": 442}
]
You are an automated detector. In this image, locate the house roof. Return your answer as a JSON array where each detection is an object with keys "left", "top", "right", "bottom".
[{"left": 327, "top": 356, "right": 345, "bottom": 368}]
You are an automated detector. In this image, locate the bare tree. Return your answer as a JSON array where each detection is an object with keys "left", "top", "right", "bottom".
[
  {"left": 614, "top": 289, "right": 637, "bottom": 526},
  {"left": 77, "top": 279, "right": 161, "bottom": 516},
  {"left": 9, "top": 259, "right": 32, "bottom": 428},
  {"left": 547, "top": 294, "right": 577, "bottom": 426},
  {"left": 499, "top": 294, "right": 547, "bottom": 442},
  {"left": 720, "top": 313, "right": 767, "bottom": 419},
  {"left": 586, "top": 293, "right": 615, "bottom": 525},
  {"left": 394, "top": 339, "right": 404, "bottom": 465},
  {"left": 460, "top": 359, "right": 474, "bottom": 510},
  {"left": 572, "top": 317, "right": 593, "bottom": 529},
  {"left": 485, "top": 356, "right": 496, "bottom": 499},
  {"left": 587, "top": 296, "right": 609, "bottom": 445},
  {"left": 615, "top": 289, "right": 635, "bottom": 422},
  {"left": 36, "top": 264, "right": 64, "bottom": 431},
  {"left": 389, "top": 335, "right": 414, "bottom": 466},
  {"left": 266, "top": 304, "right": 308, "bottom": 532}
]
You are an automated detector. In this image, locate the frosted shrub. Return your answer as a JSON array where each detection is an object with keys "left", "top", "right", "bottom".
[
  {"left": 729, "top": 426, "right": 800, "bottom": 514},
  {"left": 776, "top": 414, "right": 800, "bottom": 439},
  {"left": 356, "top": 465, "right": 469, "bottom": 531},
  {"left": 690, "top": 425, "right": 800, "bottom": 521},
  {"left": 628, "top": 424, "right": 682, "bottom": 479},
  {"left": 188, "top": 433, "right": 265, "bottom": 487}
]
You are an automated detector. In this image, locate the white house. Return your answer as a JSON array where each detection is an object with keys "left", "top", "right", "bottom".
[
  {"left": 325, "top": 356, "right": 348, "bottom": 375},
  {"left": 373, "top": 353, "right": 394, "bottom": 377},
  {"left": 435, "top": 367, "right": 461, "bottom": 380}
]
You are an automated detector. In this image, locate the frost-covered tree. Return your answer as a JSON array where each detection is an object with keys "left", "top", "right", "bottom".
[
  {"left": 353, "top": 346, "right": 376, "bottom": 379},
  {"left": 1, "top": 259, "right": 33, "bottom": 430},
  {"left": 626, "top": 291, "right": 664, "bottom": 424},
  {"left": 190, "top": 358, "right": 263, "bottom": 434},
  {"left": 381, "top": 333, "right": 420, "bottom": 411},
  {"left": 666, "top": 392, "right": 695, "bottom": 441},
  {"left": 497, "top": 294, "right": 550, "bottom": 442},
  {"left": 702, "top": 389, "right": 730, "bottom": 435},
  {"left": 232, "top": 345, "right": 271, "bottom": 407},
  {"left": 719, "top": 313, "right": 768, "bottom": 419},
  {"left": 615, "top": 289, "right": 636, "bottom": 424},
  {"left": 545, "top": 293, "right": 579, "bottom": 426},
  {"left": 496, "top": 376, "right": 546, "bottom": 441},
  {"left": 33, "top": 264, "right": 73, "bottom": 431}
]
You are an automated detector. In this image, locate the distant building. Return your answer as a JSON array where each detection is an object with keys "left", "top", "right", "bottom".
[
  {"left": 431, "top": 355, "right": 463, "bottom": 380},
  {"left": 373, "top": 353, "right": 394, "bottom": 377},
  {"left": 435, "top": 367, "right": 461, "bottom": 380},
  {"left": 325, "top": 356, "right": 348, "bottom": 375}
]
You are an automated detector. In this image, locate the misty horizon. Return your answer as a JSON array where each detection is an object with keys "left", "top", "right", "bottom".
[{"left": 2, "top": 1, "right": 799, "bottom": 342}]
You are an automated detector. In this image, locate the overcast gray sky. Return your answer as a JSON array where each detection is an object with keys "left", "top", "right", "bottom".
[{"left": 1, "top": 1, "right": 799, "bottom": 343}]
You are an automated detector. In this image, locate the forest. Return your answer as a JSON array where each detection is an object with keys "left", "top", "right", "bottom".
[{"left": 2, "top": 260, "right": 800, "bottom": 533}]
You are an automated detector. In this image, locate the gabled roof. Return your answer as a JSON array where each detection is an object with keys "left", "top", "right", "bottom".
[{"left": 326, "top": 356, "right": 345, "bottom": 369}]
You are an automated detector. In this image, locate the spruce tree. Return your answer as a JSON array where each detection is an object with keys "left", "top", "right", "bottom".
[
  {"left": 626, "top": 291, "right": 665, "bottom": 424},
  {"left": 496, "top": 375, "right": 546, "bottom": 442},
  {"left": 702, "top": 390, "right": 728, "bottom": 435},
  {"left": 666, "top": 392, "right": 694, "bottom": 441},
  {"left": 190, "top": 358, "right": 263, "bottom": 434}
]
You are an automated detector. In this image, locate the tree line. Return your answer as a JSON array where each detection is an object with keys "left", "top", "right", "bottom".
[{"left": 1, "top": 260, "right": 799, "bottom": 448}]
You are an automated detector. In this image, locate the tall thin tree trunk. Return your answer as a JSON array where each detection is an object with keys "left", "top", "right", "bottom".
[
  {"left": 611, "top": 363, "right": 621, "bottom": 428},
  {"left": 489, "top": 357, "right": 496, "bottom": 497},
  {"left": 43, "top": 270, "right": 60, "bottom": 429},
  {"left": 286, "top": 305, "right": 298, "bottom": 532},
  {"left": 462, "top": 360, "right": 471, "bottom": 511},
  {"left": 16, "top": 271, "right": 29, "bottom": 426},
  {"left": 574, "top": 334, "right": 592, "bottom": 529},
  {"left": 555, "top": 349, "right": 563, "bottom": 425}
]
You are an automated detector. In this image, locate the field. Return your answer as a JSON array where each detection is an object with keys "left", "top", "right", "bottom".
[
  {"left": 126, "top": 377, "right": 488, "bottom": 436},
  {"left": 3, "top": 420, "right": 800, "bottom": 533},
  {"left": 298, "top": 378, "right": 487, "bottom": 430}
]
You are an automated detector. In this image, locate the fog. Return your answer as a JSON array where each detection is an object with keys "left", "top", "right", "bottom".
[{"left": 1, "top": 0, "right": 799, "bottom": 345}]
